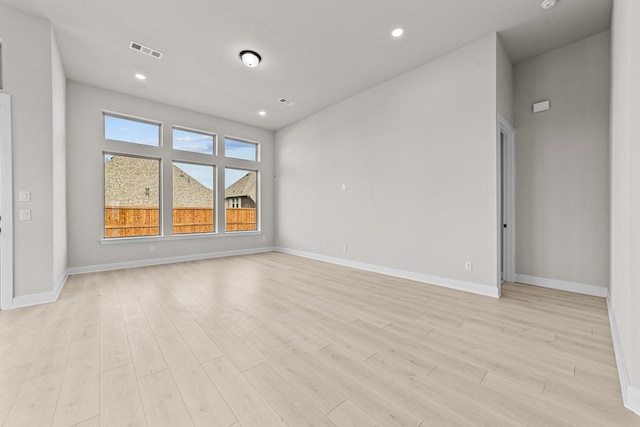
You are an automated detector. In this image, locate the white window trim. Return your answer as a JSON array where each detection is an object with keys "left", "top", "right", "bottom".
[
  {"left": 103, "top": 152, "right": 163, "bottom": 239},
  {"left": 172, "top": 125, "right": 217, "bottom": 156},
  {"left": 224, "top": 135, "right": 260, "bottom": 162},
  {"left": 99, "top": 111, "right": 264, "bottom": 242},
  {"left": 224, "top": 167, "right": 260, "bottom": 233},
  {"left": 103, "top": 111, "right": 162, "bottom": 147},
  {"left": 172, "top": 160, "right": 216, "bottom": 236}
]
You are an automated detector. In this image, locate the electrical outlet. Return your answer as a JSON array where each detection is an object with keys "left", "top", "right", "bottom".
[
  {"left": 464, "top": 261, "right": 472, "bottom": 271},
  {"left": 341, "top": 184, "right": 346, "bottom": 191},
  {"left": 19, "top": 209, "right": 31, "bottom": 220},
  {"left": 149, "top": 244, "right": 155, "bottom": 252},
  {"left": 342, "top": 244, "right": 348, "bottom": 253}
]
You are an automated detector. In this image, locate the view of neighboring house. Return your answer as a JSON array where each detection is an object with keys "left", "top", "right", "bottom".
[
  {"left": 173, "top": 165, "right": 214, "bottom": 207},
  {"left": 105, "top": 156, "right": 214, "bottom": 207},
  {"left": 104, "top": 155, "right": 160, "bottom": 207},
  {"left": 105, "top": 155, "right": 257, "bottom": 208},
  {"left": 105, "top": 156, "right": 217, "bottom": 236},
  {"left": 224, "top": 171, "right": 256, "bottom": 208}
]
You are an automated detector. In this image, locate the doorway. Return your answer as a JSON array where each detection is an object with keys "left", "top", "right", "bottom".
[
  {"left": 0, "top": 92, "right": 13, "bottom": 310},
  {"left": 499, "top": 115, "right": 515, "bottom": 284}
]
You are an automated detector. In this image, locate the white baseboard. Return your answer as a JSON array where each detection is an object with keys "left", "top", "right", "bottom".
[
  {"left": 607, "top": 295, "right": 640, "bottom": 416},
  {"left": 67, "top": 246, "right": 276, "bottom": 275},
  {"left": 628, "top": 387, "right": 640, "bottom": 416},
  {"left": 514, "top": 274, "right": 608, "bottom": 297},
  {"left": 276, "top": 247, "right": 500, "bottom": 298},
  {"left": 8, "top": 247, "right": 276, "bottom": 310},
  {"left": 11, "top": 270, "right": 69, "bottom": 309}
]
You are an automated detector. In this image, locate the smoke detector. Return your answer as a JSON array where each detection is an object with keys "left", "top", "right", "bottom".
[
  {"left": 279, "top": 98, "right": 298, "bottom": 107},
  {"left": 541, "top": 0, "right": 556, "bottom": 9},
  {"left": 129, "top": 41, "right": 163, "bottom": 59}
]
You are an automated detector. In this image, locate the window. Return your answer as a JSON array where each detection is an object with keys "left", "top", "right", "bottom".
[
  {"left": 101, "top": 112, "right": 262, "bottom": 240},
  {"left": 225, "top": 169, "right": 257, "bottom": 231},
  {"left": 104, "top": 114, "right": 160, "bottom": 147},
  {"left": 173, "top": 127, "right": 215, "bottom": 155},
  {"left": 173, "top": 162, "right": 214, "bottom": 234},
  {"left": 104, "top": 154, "right": 160, "bottom": 238},
  {"left": 224, "top": 137, "right": 257, "bottom": 161}
]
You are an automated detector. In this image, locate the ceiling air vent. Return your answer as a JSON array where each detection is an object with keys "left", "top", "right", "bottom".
[
  {"left": 279, "top": 98, "right": 298, "bottom": 107},
  {"left": 129, "top": 41, "right": 163, "bottom": 59}
]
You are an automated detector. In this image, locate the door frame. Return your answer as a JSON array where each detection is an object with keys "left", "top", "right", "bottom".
[
  {"left": 499, "top": 114, "right": 515, "bottom": 284},
  {"left": 0, "top": 92, "right": 13, "bottom": 310}
]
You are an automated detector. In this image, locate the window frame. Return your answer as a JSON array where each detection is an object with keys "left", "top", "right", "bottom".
[
  {"left": 102, "top": 152, "right": 163, "bottom": 240},
  {"left": 171, "top": 160, "right": 216, "bottom": 236},
  {"left": 224, "top": 167, "right": 260, "bottom": 233},
  {"left": 172, "top": 125, "right": 217, "bottom": 156},
  {"left": 103, "top": 111, "right": 162, "bottom": 147},
  {"left": 100, "top": 111, "right": 264, "bottom": 244},
  {"left": 223, "top": 135, "right": 260, "bottom": 162}
]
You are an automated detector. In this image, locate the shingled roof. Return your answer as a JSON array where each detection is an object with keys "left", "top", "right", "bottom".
[
  {"left": 105, "top": 155, "right": 213, "bottom": 207},
  {"left": 173, "top": 165, "right": 214, "bottom": 207},
  {"left": 224, "top": 171, "right": 256, "bottom": 202}
]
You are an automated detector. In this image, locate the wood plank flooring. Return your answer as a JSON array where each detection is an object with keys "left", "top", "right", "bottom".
[{"left": 0, "top": 252, "right": 637, "bottom": 426}]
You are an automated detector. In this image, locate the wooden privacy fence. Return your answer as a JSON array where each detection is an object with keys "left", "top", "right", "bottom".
[
  {"left": 105, "top": 206, "right": 160, "bottom": 237},
  {"left": 105, "top": 206, "right": 256, "bottom": 237},
  {"left": 173, "top": 207, "right": 214, "bottom": 234},
  {"left": 225, "top": 208, "right": 257, "bottom": 231}
]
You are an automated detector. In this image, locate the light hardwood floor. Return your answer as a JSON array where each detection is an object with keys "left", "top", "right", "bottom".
[{"left": 0, "top": 252, "right": 638, "bottom": 426}]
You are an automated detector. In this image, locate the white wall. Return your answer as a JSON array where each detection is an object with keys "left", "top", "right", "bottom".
[
  {"left": 496, "top": 36, "right": 514, "bottom": 125},
  {"left": 276, "top": 34, "right": 500, "bottom": 294},
  {"left": 51, "top": 29, "right": 67, "bottom": 288},
  {"left": 610, "top": 0, "right": 640, "bottom": 412},
  {"left": 513, "top": 31, "right": 610, "bottom": 289},
  {"left": 66, "top": 82, "right": 275, "bottom": 270},
  {"left": 0, "top": 4, "right": 64, "bottom": 300}
]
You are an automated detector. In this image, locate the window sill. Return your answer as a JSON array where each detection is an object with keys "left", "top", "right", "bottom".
[{"left": 100, "top": 230, "right": 262, "bottom": 245}]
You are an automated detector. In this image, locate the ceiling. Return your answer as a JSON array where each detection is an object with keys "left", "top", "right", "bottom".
[{"left": 0, "top": 0, "right": 612, "bottom": 131}]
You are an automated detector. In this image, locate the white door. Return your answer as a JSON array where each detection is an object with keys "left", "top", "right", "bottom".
[{"left": 0, "top": 92, "right": 13, "bottom": 310}]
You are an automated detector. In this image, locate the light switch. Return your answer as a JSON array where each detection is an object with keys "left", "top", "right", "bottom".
[
  {"left": 19, "top": 209, "right": 30, "bottom": 221},
  {"left": 19, "top": 191, "right": 30, "bottom": 202}
]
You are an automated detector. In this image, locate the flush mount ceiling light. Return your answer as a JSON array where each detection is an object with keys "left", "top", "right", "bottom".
[
  {"left": 134, "top": 73, "right": 147, "bottom": 80},
  {"left": 240, "top": 50, "right": 261, "bottom": 68},
  {"left": 541, "top": 0, "right": 557, "bottom": 9},
  {"left": 391, "top": 28, "right": 404, "bottom": 38},
  {"left": 258, "top": 110, "right": 266, "bottom": 116}
]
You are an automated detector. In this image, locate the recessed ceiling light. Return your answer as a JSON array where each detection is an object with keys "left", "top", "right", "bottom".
[
  {"left": 258, "top": 111, "right": 266, "bottom": 116},
  {"left": 541, "top": 0, "right": 556, "bottom": 9},
  {"left": 391, "top": 28, "right": 404, "bottom": 38},
  {"left": 134, "top": 73, "right": 147, "bottom": 80},
  {"left": 240, "top": 50, "right": 262, "bottom": 68}
]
